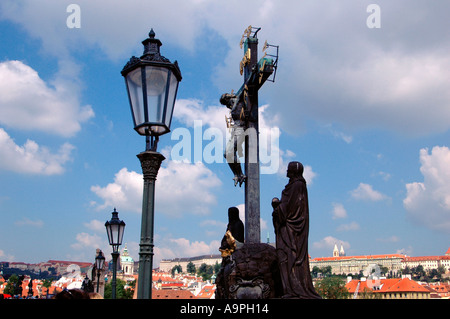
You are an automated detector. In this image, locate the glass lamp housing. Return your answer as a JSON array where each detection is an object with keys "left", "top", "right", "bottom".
[{"left": 122, "top": 29, "right": 182, "bottom": 137}]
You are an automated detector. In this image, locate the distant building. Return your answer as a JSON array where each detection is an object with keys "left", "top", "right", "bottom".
[
  {"left": 311, "top": 253, "right": 404, "bottom": 275},
  {"left": 310, "top": 247, "right": 450, "bottom": 275},
  {"left": 159, "top": 254, "right": 222, "bottom": 273},
  {"left": 120, "top": 244, "right": 134, "bottom": 276},
  {"left": 346, "top": 276, "right": 431, "bottom": 299},
  {"left": 332, "top": 243, "right": 346, "bottom": 257},
  {"left": 402, "top": 255, "right": 450, "bottom": 272}
]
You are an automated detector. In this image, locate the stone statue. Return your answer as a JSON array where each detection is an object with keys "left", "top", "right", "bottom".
[
  {"left": 216, "top": 207, "right": 283, "bottom": 299},
  {"left": 219, "top": 207, "right": 244, "bottom": 257},
  {"left": 272, "top": 161, "right": 321, "bottom": 299},
  {"left": 216, "top": 207, "right": 244, "bottom": 298},
  {"left": 220, "top": 93, "right": 246, "bottom": 187}
]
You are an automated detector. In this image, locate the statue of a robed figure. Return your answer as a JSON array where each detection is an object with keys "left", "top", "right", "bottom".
[{"left": 272, "top": 161, "right": 321, "bottom": 299}]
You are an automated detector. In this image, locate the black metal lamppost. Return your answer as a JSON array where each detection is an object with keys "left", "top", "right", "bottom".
[
  {"left": 105, "top": 208, "right": 125, "bottom": 299},
  {"left": 121, "top": 29, "right": 182, "bottom": 299},
  {"left": 95, "top": 250, "right": 105, "bottom": 293}
]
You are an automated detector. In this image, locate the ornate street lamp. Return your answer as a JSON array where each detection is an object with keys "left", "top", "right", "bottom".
[
  {"left": 95, "top": 250, "right": 105, "bottom": 293},
  {"left": 122, "top": 28, "right": 182, "bottom": 152},
  {"left": 121, "top": 29, "right": 182, "bottom": 299},
  {"left": 105, "top": 208, "right": 125, "bottom": 299}
]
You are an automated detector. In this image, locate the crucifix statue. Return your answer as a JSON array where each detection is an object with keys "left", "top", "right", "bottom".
[{"left": 220, "top": 26, "right": 278, "bottom": 244}]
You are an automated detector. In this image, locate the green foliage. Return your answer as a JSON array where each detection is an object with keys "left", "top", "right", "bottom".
[
  {"left": 171, "top": 265, "right": 182, "bottom": 276},
  {"left": 315, "top": 276, "right": 349, "bottom": 299},
  {"left": 187, "top": 262, "right": 196, "bottom": 274},
  {"left": 104, "top": 278, "right": 134, "bottom": 299},
  {"left": 197, "top": 263, "right": 214, "bottom": 281},
  {"left": 3, "top": 274, "right": 18, "bottom": 295},
  {"left": 311, "top": 265, "right": 332, "bottom": 278}
]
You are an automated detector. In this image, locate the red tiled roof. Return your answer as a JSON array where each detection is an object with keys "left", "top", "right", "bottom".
[
  {"left": 403, "top": 255, "right": 450, "bottom": 262},
  {"left": 346, "top": 277, "right": 430, "bottom": 295},
  {"left": 152, "top": 289, "right": 196, "bottom": 299},
  {"left": 196, "top": 285, "right": 216, "bottom": 299},
  {"left": 379, "top": 278, "right": 429, "bottom": 293}
]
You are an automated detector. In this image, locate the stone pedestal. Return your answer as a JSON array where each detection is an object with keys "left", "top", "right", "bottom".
[{"left": 216, "top": 243, "right": 283, "bottom": 299}]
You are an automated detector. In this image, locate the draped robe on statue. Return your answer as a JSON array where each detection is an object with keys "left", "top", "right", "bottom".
[{"left": 272, "top": 174, "right": 321, "bottom": 299}]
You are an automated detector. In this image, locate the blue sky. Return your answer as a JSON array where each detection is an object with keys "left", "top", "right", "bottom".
[{"left": 0, "top": 0, "right": 449, "bottom": 266}]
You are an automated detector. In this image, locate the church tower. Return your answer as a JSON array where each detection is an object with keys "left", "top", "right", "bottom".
[
  {"left": 333, "top": 243, "right": 339, "bottom": 257},
  {"left": 120, "top": 244, "right": 135, "bottom": 275},
  {"left": 339, "top": 243, "right": 346, "bottom": 257}
]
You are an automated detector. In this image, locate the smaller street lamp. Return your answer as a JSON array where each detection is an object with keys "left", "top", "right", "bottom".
[
  {"left": 105, "top": 208, "right": 125, "bottom": 299},
  {"left": 95, "top": 250, "right": 105, "bottom": 293}
]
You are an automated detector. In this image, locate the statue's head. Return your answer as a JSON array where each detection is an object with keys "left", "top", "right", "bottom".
[
  {"left": 287, "top": 161, "right": 304, "bottom": 179},
  {"left": 220, "top": 93, "right": 235, "bottom": 107},
  {"left": 228, "top": 206, "right": 240, "bottom": 221}
]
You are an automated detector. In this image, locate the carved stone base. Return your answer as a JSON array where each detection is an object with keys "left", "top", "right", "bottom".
[{"left": 216, "top": 243, "right": 283, "bottom": 299}]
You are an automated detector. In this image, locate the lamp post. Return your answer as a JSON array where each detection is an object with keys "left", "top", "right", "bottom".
[
  {"left": 105, "top": 208, "right": 125, "bottom": 299},
  {"left": 121, "top": 29, "right": 182, "bottom": 299},
  {"left": 95, "top": 250, "right": 105, "bottom": 293}
]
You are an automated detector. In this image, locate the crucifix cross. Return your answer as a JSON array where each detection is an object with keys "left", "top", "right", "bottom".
[{"left": 222, "top": 26, "right": 278, "bottom": 244}]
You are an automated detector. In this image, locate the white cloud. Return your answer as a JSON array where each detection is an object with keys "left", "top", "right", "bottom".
[
  {"left": 336, "top": 222, "right": 360, "bottom": 232},
  {"left": 2, "top": 1, "right": 450, "bottom": 136},
  {"left": 0, "top": 61, "right": 94, "bottom": 137},
  {"left": 153, "top": 237, "right": 221, "bottom": 267},
  {"left": 158, "top": 161, "right": 222, "bottom": 216},
  {"left": 83, "top": 219, "right": 106, "bottom": 233},
  {"left": 173, "top": 99, "right": 314, "bottom": 179},
  {"left": 0, "top": 0, "right": 207, "bottom": 60},
  {"left": 174, "top": 99, "right": 229, "bottom": 136},
  {"left": 91, "top": 160, "right": 221, "bottom": 217},
  {"left": 0, "top": 128, "right": 75, "bottom": 175},
  {"left": 312, "top": 236, "right": 350, "bottom": 253},
  {"left": 331, "top": 202, "right": 347, "bottom": 219},
  {"left": 14, "top": 217, "right": 44, "bottom": 228},
  {"left": 350, "top": 183, "right": 388, "bottom": 201},
  {"left": 0, "top": 249, "right": 15, "bottom": 262},
  {"left": 404, "top": 146, "right": 450, "bottom": 232},
  {"left": 71, "top": 232, "right": 103, "bottom": 250},
  {"left": 324, "top": 124, "right": 353, "bottom": 144},
  {"left": 90, "top": 168, "right": 143, "bottom": 213}
]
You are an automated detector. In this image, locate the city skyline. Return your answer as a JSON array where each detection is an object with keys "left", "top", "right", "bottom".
[{"left": 0, "top": 1, "right": 449, "bottom": 267}]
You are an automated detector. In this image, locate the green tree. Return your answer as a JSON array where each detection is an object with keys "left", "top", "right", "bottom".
[
  {"left": 315, "top": 277, "right": 349, "bottom": 299},
  {"left": 197, "top": 263, "right": 214, "bottom": 281},
  {"left": 320, "top": 266, "right": 332, "bottom": 277},
  {"left": 311, "top": 266, "right": 320, "bottom": 278},
  {"left": 171, "top": 265, "right": 182, "bottom": 276},
  {"left": 4, "top": 274, "right": 18, "bottom": 295},
  {"left": 104, "top": 278, "right": 134, "bottom": 299},
  {"left": 187, "top": 262, "right": 196, "bottom": 274},
  {"left": 41, "top": 278, "right": 53, "bottom": 297}
]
